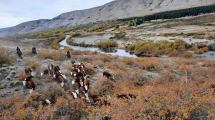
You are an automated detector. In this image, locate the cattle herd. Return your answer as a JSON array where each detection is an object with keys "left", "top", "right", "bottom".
[{"left": 17, "top": 47, "right": 136, "bottom": 106}]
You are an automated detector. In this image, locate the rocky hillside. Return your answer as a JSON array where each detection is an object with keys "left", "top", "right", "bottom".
[{"left": 0, "top": 0, "right": 215, "bottom": 37}]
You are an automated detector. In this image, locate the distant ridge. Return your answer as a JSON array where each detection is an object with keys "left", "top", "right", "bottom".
[{"left": 0, "top": 0, "right": 215, "bottom": 37}]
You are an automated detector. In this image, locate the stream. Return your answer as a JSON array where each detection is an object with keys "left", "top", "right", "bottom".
[
  {"left": 59, "top": 35, "right": 215, "bottom": 60},
  {"left": 59, "top": 35, "right": 137, "bottom": 58}
]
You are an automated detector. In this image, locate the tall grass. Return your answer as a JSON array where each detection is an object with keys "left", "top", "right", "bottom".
[
  {"left": 0, "top": 48, "right": 14, "bottom": 65},
  {"left": 97, "top": 40, "right": 118, "bottom": 49},
  {"left": 38, "top": 49, "right": 66, "bottom": 61}
]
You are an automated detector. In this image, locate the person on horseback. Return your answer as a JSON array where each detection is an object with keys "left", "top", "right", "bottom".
[
  {"left": 66, "top": 50, "right": 71, "bottom": 59},
  {"left": 16, "top": 46, "right": 22, "bottom": 58},
  {"left": 32, "top": 47, "right": 37, "bottom": 55}
]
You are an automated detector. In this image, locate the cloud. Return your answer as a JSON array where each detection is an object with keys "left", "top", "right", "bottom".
[{"left": 0, "top": 0, "right": 113, "bottom": 28}]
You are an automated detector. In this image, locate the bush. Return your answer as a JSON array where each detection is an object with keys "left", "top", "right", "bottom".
[
  {"left": 38, "top": 49, "right": 66, "bottom": 61},
  {"left": 71, "top": 32, "right": 81, "bottom": 37},
  {"left": 97, "top": 40, "right": 118, "bottom": 49},
  {"left": 25, "top": 59, "right": 42, "bottom": 71},
  {"left": 0, "top": 48, "right": 13, "bottom": 65},
  {"left": 126, "top": 40, "right": 190, "bottom": 56},
  {"left": 90, "top": 77, "right": 114, "bottom": 95},
  {"left": 193, "top": 45, "right": 208, "bottom": 54},
  {"left": 51, "top": 34, "right": 65, "bottom": 49},
  {"left": 66, "top": 37, "right": 76, "bottom": 45}
]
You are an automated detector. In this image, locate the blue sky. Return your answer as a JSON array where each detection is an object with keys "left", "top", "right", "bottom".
[{"left": 0, "top": 0, "right": 113, "bottom": 28}]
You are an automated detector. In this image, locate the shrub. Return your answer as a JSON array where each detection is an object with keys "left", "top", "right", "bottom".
[
  {"left": 71, "top": 32, "right": 81, "bottom": 37},
  {"left": 0, "top": 48, "right": 13, "bottom": 65},
  {"left": 90, "top": 77, "right": 114, "bottom": 95},
  {"left": 126, "top": 40, "right": 190, "bottom": 56},
  {"left": 193, "top": 46, "right": 208, "bottom": 54},
  {"left": 97, "top": 40, "right": 118, "bottom": 49},
  {"left": 85, "top": 64, "right": 96, "bottom": 75},
  {"left": 38, "top": 49, "right": 66, "bottom": 61},
  {"left": 62, "top": 46, "right": 73, "bottom": 51},
  {"left": 179, "top": 51, "right": 193, "bottom": 58},
  {"left": 51, "top": 34, "right": 65, "bottom": 49},
  {"left": 25, "top": 59, "right": 42, "bottom": 71},
  {"left": 66, "top": 37, "right": 76, "bottom": 45}
]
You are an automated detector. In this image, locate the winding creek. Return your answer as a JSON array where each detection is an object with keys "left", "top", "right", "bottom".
[
  {"left": 59, "top": 35, "right": 137, "bottom": 58},
  {"left": 59, "top": 35, "right": 215, "bottom": 60}
]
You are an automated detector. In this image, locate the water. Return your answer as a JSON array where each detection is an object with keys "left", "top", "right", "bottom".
[
  {"left": 59, "top": 35, "right": 137, "bottom": 58},
  {"left": 199, "top": 52, "right": 215, "bottom": 61},
  {"left": 60, "top": 35, "right": 215, "bottom": 60}
]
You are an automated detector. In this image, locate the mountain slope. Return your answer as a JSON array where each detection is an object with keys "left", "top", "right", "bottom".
[{"left": 1, "top": 0, "right": 215, "bottom": 37}]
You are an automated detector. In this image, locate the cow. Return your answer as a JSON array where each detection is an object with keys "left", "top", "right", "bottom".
[
  {"left": 23, "top": 75, "right": 35, "bottom": 94},
  {"left": 16, "top": 47, "right": 23, "bottom": 59},
  {"left": 41, "top": 95, "right": 56, "bottom": 106},
  {"left": 52, "top": 66, "right": 68, "bottom": 87},
  {"left": 25, "top": 68, "right": 33, "bottom": 77}
]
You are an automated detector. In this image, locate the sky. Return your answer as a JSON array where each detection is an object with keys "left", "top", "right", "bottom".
[{"left": 0, "top": 0, "right": 113, "bottom": 28}]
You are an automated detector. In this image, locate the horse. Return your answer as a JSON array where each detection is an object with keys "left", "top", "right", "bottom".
[
  {"left": 16, "top": 47, "right": 23, "bottom": 58},
  {"left": 78, "top": 63, "right": 86, "bottom": 76}
]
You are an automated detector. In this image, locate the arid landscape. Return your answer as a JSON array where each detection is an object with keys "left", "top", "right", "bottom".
[{"left": 0, "top": 0, "right": 215, "bottom": 120}]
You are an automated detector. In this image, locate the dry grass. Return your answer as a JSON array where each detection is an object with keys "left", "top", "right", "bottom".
[
  {"left": 38, "top": 49, "right": 66, "bottom": 61},
  {"left": 25, "top": 58, "right": 42, "bottom": 71},
  {"left": 193, "top": 46, "right": 209, "bottom": 54},
  {"left": 1, "top": 48, "right": 215, "bottom": 119},
  {"left": 0, "top": 48, "right": 14, "bottom": 65},
  {"left": 90, "top": 77, "right": 114, "bottom": 95},
  {"left": 97, "top": 40, "right": 118, "bottom": 49}
]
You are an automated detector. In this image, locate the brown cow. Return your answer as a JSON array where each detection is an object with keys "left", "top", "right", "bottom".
[
  {"left": 25, "top": 68, "right": 32, "bottom": 77},
  {"left": 23, "top": 76, "right": 35, "bottom": 94}
]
